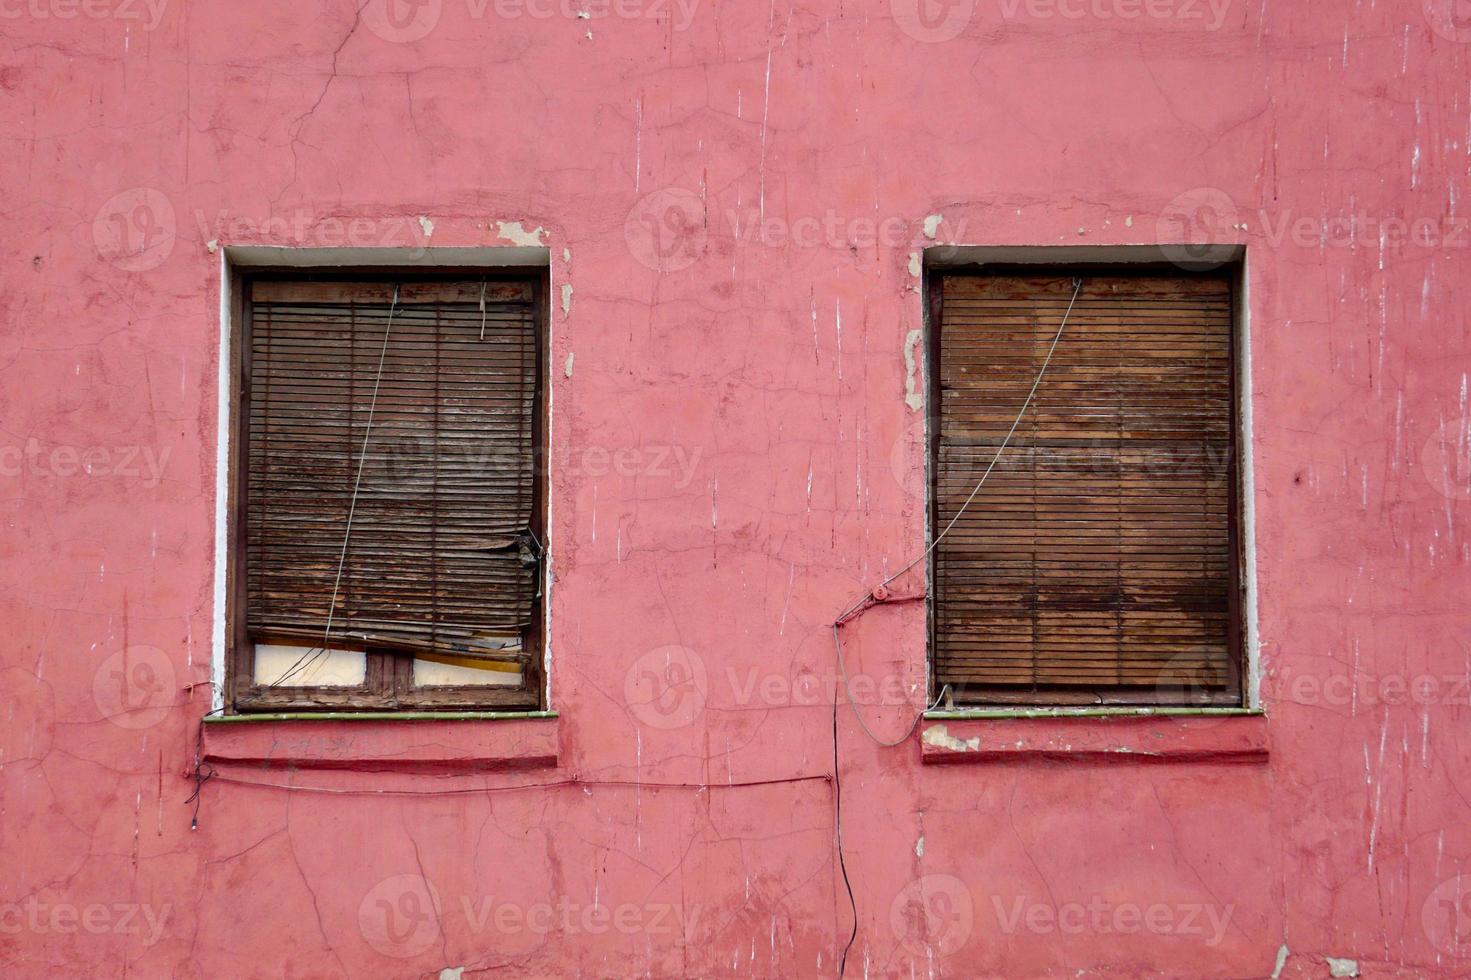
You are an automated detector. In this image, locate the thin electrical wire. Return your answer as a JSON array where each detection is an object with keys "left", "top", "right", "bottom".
[
  {"left": 198, "top": 770, "right": 830, "bottom": 797},
  {"left": 272, "top": 285, "right": 401, "bottom": 687},
  {"left": 833, "top": 675, "right": 857, "bottom": 978},
  {"left": 829, "top": 277, "right": 1083, "bottom": 979},
  {"left": 187, "top": 704, "right": 225, "bottom": 829},
  {"left": 832, "top": 624, "right": 952, "bottom": 748},
  {"left": 830, "top": 633, "right": 950, "bottom": 980}
]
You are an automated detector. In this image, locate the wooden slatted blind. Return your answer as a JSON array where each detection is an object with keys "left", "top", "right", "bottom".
[
  {"left": 244, "top": 280, "right": 541, "bottom": 664},
  {"left": 932, "top": 275, "right": 1239, "bottom": 705}
]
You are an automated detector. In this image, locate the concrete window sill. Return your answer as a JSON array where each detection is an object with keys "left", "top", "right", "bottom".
[
  {"left": 918, "top": 709, "right": 1266, "bottom": 764},
  {"left": 202, "top": 711, "right": 559, "bottom": 772}
]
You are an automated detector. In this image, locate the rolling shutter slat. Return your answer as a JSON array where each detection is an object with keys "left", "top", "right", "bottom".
[
  {"left": 933, "top": 275, "right": 1238, "bottom": 701},
  {"left": 245, "top": 281, "right": 539, "bottom": 660}
]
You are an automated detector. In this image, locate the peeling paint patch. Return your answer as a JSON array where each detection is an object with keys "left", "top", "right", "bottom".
[
  {"left": 564, "top": 352, "right": 574, "bottom": 378},
  {"left": 1327, "top": 958, "right": 1358, "bottom": 978},
  {"left": 908, "top": 251, "right": 921, "bottom": 277},
  {"left": 915, "top": 836, "right": 925, "bottom": 857},
  {"left": 922, "top": 724, "right": 980, "bottom": 752},
  {"left": 562, "top": 247, "right": 571, "bottom": 262},
  {"left": 495, "top": 221, "right": 547, "bottom": 246},
  {"left": 206, "top": 239, "right": 219, "bottom": 253},
  {"left": 418, "top": 216, "right": 434, "bottom": 237},
  {"left": 1270, "top": 945, "right": 1288, "bottom": 979},
  {"left": 903, "top": 328, "right": 924, "bottom": 412},
  {"left": 922, "top": 214, "right": 943, "bottom": 239},
  {"left": 439, "top": 969, "right": 464, "bottom": 980},
  {"left": 561, "top": 282, "right": 573, "bottom": 316}
]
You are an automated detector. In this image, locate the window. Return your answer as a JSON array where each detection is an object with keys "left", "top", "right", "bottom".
[
  {"left": 928, "top": 271, "right": 1241, "bottom": 706},
  {"left": 227, "top": 275, "right": 546, "bottom": 711}
]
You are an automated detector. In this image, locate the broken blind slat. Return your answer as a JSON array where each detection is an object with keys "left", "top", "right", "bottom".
[
  {"left": 245, "top": 280, "right": 539, "bottom": 661},
  {"left": 933, "top": 275, "right": 1239, "bottom": 703}
]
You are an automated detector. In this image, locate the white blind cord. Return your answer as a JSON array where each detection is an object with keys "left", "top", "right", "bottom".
[
  {"left": 831, "top": 277, "right": 1084, "bottom": 745},
  {"left": 271, "top": 285, "right": 400, "bottom": 686}
]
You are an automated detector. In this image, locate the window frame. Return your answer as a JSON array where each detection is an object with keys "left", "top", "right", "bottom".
[
  {"left": 924, "top": 263, "right": 1247, "bottom": 709},
  {"left": 223, "top": 267, "right": 549, "bottom": 714}
]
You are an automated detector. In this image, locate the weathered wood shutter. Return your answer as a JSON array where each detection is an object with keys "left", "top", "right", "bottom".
[
  {"left": 932, "top": 275, "right": 1238, "bottom": 704},
  {"left": 245, "top": 280, "right": 540, "bottom": 662}
]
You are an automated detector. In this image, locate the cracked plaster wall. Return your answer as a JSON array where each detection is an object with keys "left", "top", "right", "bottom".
[{"left": 1, "top": 0, "right": 1469, "bottom": 977}]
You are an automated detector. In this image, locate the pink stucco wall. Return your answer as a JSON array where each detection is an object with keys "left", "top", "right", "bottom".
[{"left": 3, "top": 0, "right": 1470, "bottom": 976}]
